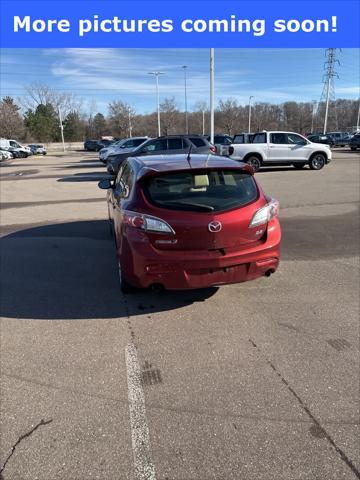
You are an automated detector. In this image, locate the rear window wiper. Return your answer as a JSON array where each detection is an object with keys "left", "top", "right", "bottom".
[{"left": 156, "top": 200, "right": 215, "bottom": 212}]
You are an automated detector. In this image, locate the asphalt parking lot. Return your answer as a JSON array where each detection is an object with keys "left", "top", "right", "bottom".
[{"left": 0, "top": 149, "right": 359, "bottom": 480}]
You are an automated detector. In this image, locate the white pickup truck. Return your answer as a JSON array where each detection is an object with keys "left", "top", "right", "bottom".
[{"left": 227, "top": 131, "right": 332, "bottom": 172}]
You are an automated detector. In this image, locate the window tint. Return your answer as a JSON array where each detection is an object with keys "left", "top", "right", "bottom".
[
  {"left": 270, "top": 133, "right": 287, "bottom": 144},
  {"left": 213, "top": 136, "right": 232, "bottom": 144},
  {"left": 133, "top": 138, "right": 146, "bottom": 147},
  {"left": 122, "top": 140, "right": 135, "bottom": 148},
  {"left": 287, "top": 134, "right": 307, "bottom": 145},
  {"left": 117, "top": 163, "right": 134, "bottom": 198},
  {"left": 143, "top": 170, "right": 258, "bottom": 213},
  {"left": 233, "top": 135, "right": 244, "bottom": 144},
  {"left": 168, "top": 138, "right": 184, "bottom": 150},
  {"left": 253, "top": 133, "right": 266, "bottom": 143},
  {"left": 142, "top": 139, "right": 167, "bottom": 152},
  {"left": 189, "top": 137, "right": 206, "bottom": 147}
]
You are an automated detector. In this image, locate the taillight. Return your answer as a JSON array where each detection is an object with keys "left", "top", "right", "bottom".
[
  {"left": 249, "top": 199, "right": 279, "bottom": 228},
  {"left": 228, "top": 146, "right": 234, "bottom": 155},
  {"left": 123, "top": 210, "right": 175, "bottom": 234},
  {"left": 210, "top": 145, "right": 217, "bottom": 153}
]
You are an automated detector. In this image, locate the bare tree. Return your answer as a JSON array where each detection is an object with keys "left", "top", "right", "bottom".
[
  {"left": 21, "top": 83, "right": 82, "bottom": 117},
  {"left": 108, "top": 100, "right": 135, "bottom": 138},
  {"left": 216, "top": 98, "right": 242, "bottom": 135},
  {"left": 191, "top": 101, "right": 208, "bottom": 134},
  {"left": 160, "top": 97, "right": 180, "bottom": 135}
]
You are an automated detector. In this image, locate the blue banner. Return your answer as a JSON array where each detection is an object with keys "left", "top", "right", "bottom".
[{"left": 0, "top": 0, "right": 359, "bottom": 48}]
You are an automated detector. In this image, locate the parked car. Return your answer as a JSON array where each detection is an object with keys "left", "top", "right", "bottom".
[
  {"left": 99, "top": 137, "right": 149, "bottom": 163},
  {"left": 98, "top": 139, "right": 116, "bottom": 150},
  {"left": 228, "top": 131, "right": 332, "bottom": 171},
  {"left": 0, "top": 149, "right": 13, "bottom": 161},
  {"left": 327, "top": 132, "right": 351, "bottom": 147},
  {"left": 0, "top": 138, "right": 32, "bottom": 157},
  {"left": 106, "top": 135, "right": 216, "bottom": 175},
  {"left": 84, "top": 139, "right": 102, "bottom": 151},
  {"left": 349, "top": 134, "right": 360, "bottom": 151},
  {"left": 28, "top": 144, "right": 47, "bottom": 155},
  {"left": 307, "top": 134, "right": 335, "bottom": 147},
  {"left": 205, "top": 134, "right": 233, "bottom": 155},
  {"left": 98, "top": 154, "right": 281, "bottom": 292}
]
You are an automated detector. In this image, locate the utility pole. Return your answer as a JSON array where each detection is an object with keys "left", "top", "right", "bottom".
[
  {"left": 357, "top": 98, "right": 360, "bottom": 130},
  {"left": 319, "top": 48, "right": 340, "bottom": 134},
  {"left": 148, "top": 71, "right": 165, "bottom": 136},
  {"left": 210, "top": 48, "right": 215, "bottom": 145},
  {"left": 202, "top": 109, "right": 205, "bottom": 135},
  {"left": 248, "top": 96, "right": 254, "bottom": 133},
  {"left": 182, "top": 66, "right": 189, "bottom": 134},
  {"left": 58, "top": 107, "right": 65, "bottom": 152},
  {"left": 128, "top": 107, "right": 132, "bottom": 137}
]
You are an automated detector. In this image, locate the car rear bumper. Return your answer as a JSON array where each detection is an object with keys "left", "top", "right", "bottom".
[{"left": 119, "top": 219, "right": 281, "bottom": 290}]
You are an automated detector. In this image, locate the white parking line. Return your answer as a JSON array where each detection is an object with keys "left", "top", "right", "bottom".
[{"left": 125, "top": 342, "right": 156, "bottom": 480}]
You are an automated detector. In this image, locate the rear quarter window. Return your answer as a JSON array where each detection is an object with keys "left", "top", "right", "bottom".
[
  {"left": 252, "top": 133, "right": 267, "bottom": 144},
  {"left": 189, "top": 137, "right": 206, "bottom": 147},
  {"left": 233, "top": 135, "right": 244, "bottom": 144},
  {"left": 143, "top": 170, "right": 258, "bottom": 213}
]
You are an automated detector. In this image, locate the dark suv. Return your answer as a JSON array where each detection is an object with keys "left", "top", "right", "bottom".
[
  {"left": 84, "top": 139, "right": 102, "bottom": 151},
  {"left": 107, "top": 135, "right": 216, "bottom": 174},
  {"left": 349, "top": 134, "right": 360, "bottom": 151}
]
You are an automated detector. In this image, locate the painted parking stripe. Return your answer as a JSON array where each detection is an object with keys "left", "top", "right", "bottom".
[{"left": 125, "top": 342, "right": 156, "bottom": 480}]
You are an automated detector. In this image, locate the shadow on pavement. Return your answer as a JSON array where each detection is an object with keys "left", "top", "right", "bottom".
[
  {"left": 57, "top": 172, "right": 113, "bottom": 182},
  {"left": 0, "top": 220, "right": 217, "bottom": 320}
]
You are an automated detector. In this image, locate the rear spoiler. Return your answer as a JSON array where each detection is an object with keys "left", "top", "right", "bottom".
[{"left": 137, "top": 162, "right": 255, "bottom": 181}]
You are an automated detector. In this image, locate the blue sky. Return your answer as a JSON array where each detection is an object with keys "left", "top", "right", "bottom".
[{"left": 0, "top": 48, "right": 359, "bottom": 114}]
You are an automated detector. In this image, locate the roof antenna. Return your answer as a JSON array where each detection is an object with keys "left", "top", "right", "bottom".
[{"left": 186, "top": 143, "right": 193, "bottom": 167}]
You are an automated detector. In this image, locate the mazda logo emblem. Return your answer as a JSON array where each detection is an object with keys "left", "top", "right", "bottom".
[{"left": 208, "top": 221, "right": 222, "bottom": 232}]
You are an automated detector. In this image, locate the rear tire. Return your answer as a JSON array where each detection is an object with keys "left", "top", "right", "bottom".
[
  {"left": 293, "top": 163, "right": 306, "bottom": 169},
  {"left": 309, "top": 153, "right": 326, "bottom": 170},
  {"left": 246, "top": 155, "right": 262, "bottom": 172},
  {"left": 350, "top": 147, "right": 356, "bottom": 151}
]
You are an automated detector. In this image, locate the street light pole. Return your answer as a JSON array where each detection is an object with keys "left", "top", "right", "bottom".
[
  {"left": 58, "top": 107, "right": 65, "bottom": 152},
  {"left": 128, "top": 107, "right": 132, "bottom": 137},
  {"left": 148, "top": 71, "right": 165, "bottom": 136},
  {"left": 182, "top": 66, "right": 189, "bottom": 134},
  {"left": 210, "top": 48, "right": 215, "bottom": 145},
  {"left": 248, "top": 96, "right": 254, "bottom": 134}
]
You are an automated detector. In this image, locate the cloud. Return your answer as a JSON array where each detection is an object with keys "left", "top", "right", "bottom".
[{"left": 336, "top": 86, "right": 360, "bottom": 95}]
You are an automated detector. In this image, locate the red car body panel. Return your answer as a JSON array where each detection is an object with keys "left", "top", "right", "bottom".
[{"left": 107, "top": 154, "right": 281, "bottom": 290}]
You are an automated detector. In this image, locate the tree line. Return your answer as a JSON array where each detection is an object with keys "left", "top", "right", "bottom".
[{"left": 0, "top": 84, "right": 358, "bottom": 143}]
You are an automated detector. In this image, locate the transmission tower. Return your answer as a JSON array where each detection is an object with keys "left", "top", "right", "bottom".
[{"left": 318, "top": 48, "right": 340, "bottom": 134}]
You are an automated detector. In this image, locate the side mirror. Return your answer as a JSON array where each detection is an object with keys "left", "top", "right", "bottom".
[{"left": 98, "top": 179, "right": 113, "bottom": 190}]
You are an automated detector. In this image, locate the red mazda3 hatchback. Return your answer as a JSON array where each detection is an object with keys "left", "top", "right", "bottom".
[{"left": 98, "top": 154, "right": 281, "bottom": 292}]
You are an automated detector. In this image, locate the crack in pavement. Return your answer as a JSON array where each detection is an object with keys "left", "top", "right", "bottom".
[
  {"left": 0, "top": 419, "right": 53, "bottom": 478},
  {"left": 249, "top": 338, "right": 360, "bottom": 479}
]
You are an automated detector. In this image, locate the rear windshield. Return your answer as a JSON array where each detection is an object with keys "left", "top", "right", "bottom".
[{"left": 143, "top": 170, "right": 258, "bottom": 213}]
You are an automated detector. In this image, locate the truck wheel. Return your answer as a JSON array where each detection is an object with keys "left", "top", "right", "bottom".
[
  {"left": 246, "top": 156, "right": 261, "bottom": 172},
  {"left": 309, "top": 153, "right": 326, "bottom": 170},
  {"left": 293, "top": 163, "right": 306, "bottom": 169}
]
